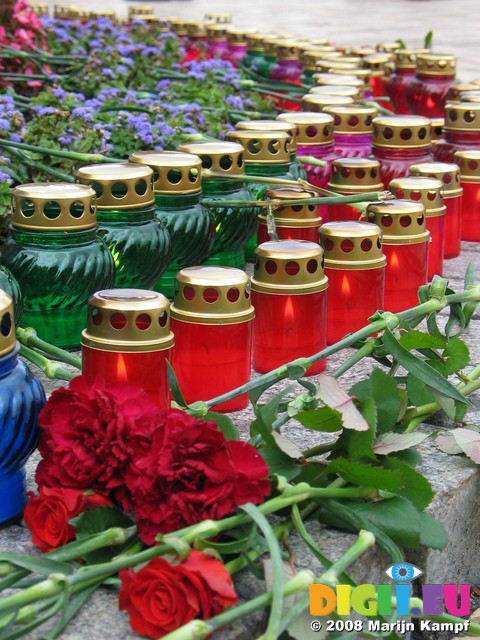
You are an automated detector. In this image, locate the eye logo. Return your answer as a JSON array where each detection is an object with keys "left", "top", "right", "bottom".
[{"left": 385, "top": 563, "right": 423, "bottom": 582}]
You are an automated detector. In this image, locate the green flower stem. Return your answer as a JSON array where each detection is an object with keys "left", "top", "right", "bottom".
[
  {"left": 4, "top": 146, "right": 74, "bottom": 182},
  {"left": 361, "top": 100, "right": 394, "bottom": 116},
  {"left": 16, "top": 327, "right": 82, "bottom": 370},
  {"left": 322, "top": 530, "right": 376, "bottom": 585},
  {"left": 0, "top": 139, "right": 124, "bottom": 164},
  {"left": 246, "top": 86, "right": 304, "bottom": 104},
  {"left": 296, "top": 155, "right": 327, "bottom": 167},
  {"left": 18, "top": 345, "right": 77, "bottom": 381},
  {"left": 201, "top": 192, "right": 386, "bottom": 209},
  {"left": 238, "top": 79, "right": 308, "bottom": 94},
  {"left": 238, "top": 63, "right": 310, "bottom": 92},
  {"left": 302, "top": 441, "right": 336, "bottom": 458},
  {"left": 0, "top": 73, "right": 52, "bottom": 81},
  {"left": 332, "top": 341, "right": 376, "bottom": 378},
  {"left": 99, "top": 105, "right": 152, "bottom": 114}
]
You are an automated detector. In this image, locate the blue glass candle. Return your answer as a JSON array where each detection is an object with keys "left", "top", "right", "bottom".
[{"left": 0, "top": 291, "right": 45, "bottom": 523}]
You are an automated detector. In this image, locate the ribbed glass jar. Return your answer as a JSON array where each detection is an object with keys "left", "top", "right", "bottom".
[
  {"left": 405, "top": 53, "right": 457, "bottom": 118},
  {"left": 0, "top": 265, "right": 23, "bottom": 326},
  {"left": 323, "top": 105, "right": 377, "bottom": 158},
  {"left": 433, "top": 103, "right": 480, "bottom": 163},
  {"left": 454, "top": 150, "right": 480, "bottom": 241}
]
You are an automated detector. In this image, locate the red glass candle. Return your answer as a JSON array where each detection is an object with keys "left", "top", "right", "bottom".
[
  {"left": 257, "top": 187, "right": 322, "bottom": 244},
  {"left": 276, "top": 112, "right": 338, "bottom": 193},
  {"left": 431, "top": 118, "right": 445, "bottom": 146},
  {"left": 251, "top": 240, "right": 327, "bottom": 374},
  {"left": 81, "top": 289, "right": 174, "bottom": 409},
  {"left": 389, "top": 176, "right": 446, "bottom": 280},
  {"left": 383, "top": 49, "right": 429, "bottom": 114},
  {"left": 183, "top": 21, "right": 207, "bottom": 63},
  {"left": 371, "top": 116, "right": 434, "bottom": 187},
  {"left": 454, "top": 150, "right": 480, "bottom": 241},
  {"left": 409, "top": 162, "right": 463, "bottom": 259},
  {"left": 319, "top": 221, "right": 386, "bottom": 345},
  {"left": 433, "top": 103, "right": 480, "bottom": 163},
  {"left": 405, "top": 53, "right": 457, "bottom": 118},
  {"left": 327, "top": 158, "right": 383, "bottom": 222},
  {"left": 323, "top": 105, "right": 377, "bottom": 158},
  {"left": 170, "top": 266, "right": 254, "bottom": 412},
  {"left": 367, "top": 200, "right": 429, "bottom": 312},
  {"left": 363, "top": 53, "right": 393, "bottom": 107}
]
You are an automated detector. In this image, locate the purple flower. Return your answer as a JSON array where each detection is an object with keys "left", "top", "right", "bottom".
[
  {"left": 58, "top": 135, "right": 72, "bottom": 146},
  {"left": 116, "top": 64, "right": 129, "bottom": 75},
  {"left": 72, "top": 107, "right": 94, "bottom": 122},
  {"left": 31, "top": 106, "right": 56, "bottom": 116},
  {"left": 53, "top": 87, "right": 67, "bottom": 100},
  {"left": 0, "top": 171, "right": 12, "bottom": 185},
  {"left": 0, "top": 119, "right": 11, "bottom": 131},
  {"left": 226, "top": 94, "right": 244, "bottom": 111},
  {"left": 102, "top": 67, "right": 116, "bottom": 79}
]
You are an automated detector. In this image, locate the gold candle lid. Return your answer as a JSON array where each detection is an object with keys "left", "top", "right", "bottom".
[
  {"left": 275, "top": 40, "right": 299, "bottom": 61},
  {"left": 259, "top": 188, "right": 321, "bottom": 228},
  {"left": 454, "top": 150, "right": 480, "bottom": 183},
  {"left": 366, "top": 199, "right": 429, "bottom": 244},
  {"left": 235, "top": 120, "right": 297, "bottom": 154},
  {"left": 377, "top": 42, "right": 402, "bottom": 53},
  {"left": 328, "top": 158, "right": 383, "bottom": 193},
  {"left": 409, "top": 162, "right": 462, "bottom": 198},
  {"left": 309, "top": 85, "right": 361, "bottom": 100},
  {"left": 90, "top": 9, "right": 115, "bottom": 18},
  {"left": 11, "top": 183, "right": 97, "bottom": 231},
  {"left": 307, "top": 39, "right": 331, "bottom": 47},
  {"left": 128, "top": 151, "right": 202, "bottom": 194},
  {"left": 263, "top": 37, "right": 279, "bottom": 58},
  {"left": 176, "top": 141, "right": 245, "bottom": 176},
  {"left": 352, "top": 47, "right": 376, "bottom": 58},
  {"left": 444, "top": 103, "right": 480, "bottom": 132},
  {"left": 185, "top": 20, "right": 208, "bottom": 38},
  {"left": 416, "top": 52, "right": 456, "bottom": 76},
  {"left": 75, "top": 163, "right": 154, "bottom": 210},
  {"left": 323, "top": 104, "right": 377, "bottom": 134},
  {"left": 226, "top": 27, "right": 258, "bottom": 45},
  {"left": 363, "top": 53, "right": 393, "bottom": 76},
  {"left": 447, "top": 84, "right": 479, "bottom": 102},
  {"left": 128, "top": 4, "right": 152, "bottom": 16},
  {"left": 170, "top": 266, "right": 254, "bottom": 325},
  {"left": 205, "top": 23, "right": 228, "bottom": 40},
  {"left": 225, "top": 130, "right": 291, "bottom": 165},
  {"left": 319, "top": 221, "right": 386, "bottom": 270},
  {"left": 394, "top": 48, "right": 430, "bottom": 70},
  {"left": 204, "top": 12, "right": 232, "bottom": 24},
  {"left": 81, "top": 289, "right": 173, "bottom": 353},
  {"left": 246, "top": 33, "right": 265, "bottom": 52},
  {"left": 301, "top": 49, "right": 334, "bottom": 70},
  {"left": 323, "top": 55, "right": 361, "bottom": 65},
  {"left": 316, "top": 59, "right": 360, "bottom": 72},
  {"left": 389, "top": 176, "right": 445, "bottom": 218},
  {"left": 372, "top": 115, "right": 432, "bottom": 149},
  {"left": 384, "top": 61, "right": 395, "bottom": 78},
  {"left": 431, "top": 117, "right": 444, "bottom": 143},
  {"left": 31, "top": 3, "right": 49, "bottom": 15},
  {"left": 313, "top": 72, "right": 361, "bottom": 86},
  {"left": 335, "top": 45, "right": 353, "bottom": 55},
  {"left": 0, "top": 291, "right": 15, "bottom": 357},
  {"left": 460, "top": 91, "right": 480, "bottom": 103},
  {"left": 277, "top": 112, "right": 334, "bottom": 146},
  {"left": 334, "top": 67, "right": 372, "bottom": 88},
  {"left": 252, "top": 240, "right": 327, "bottom": 294},
  {"left": 302, "top": 93, "right": 355, "bottom": 112},
  {"left": 169, "top": 18, "right": 189, "bottom": 36}
]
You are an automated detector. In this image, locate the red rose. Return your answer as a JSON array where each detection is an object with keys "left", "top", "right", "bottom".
[
  {"left": 119, "top": 551, "right": 238, "bottom": 639},
  {"left": 35, "top": 376, "right": 159, "bottom": 494},
  {"left": 121, "top": 409, "right": 271, "bottom": 544},
  {"left": 24, "top": 486, "right": 111, "bottom": 553}
]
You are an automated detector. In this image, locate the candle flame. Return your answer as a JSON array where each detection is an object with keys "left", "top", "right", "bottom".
[
  {"left": 117, "top": 353, "right": 128, "bottom": 381},
  {"left": 285, "top": 296, "right": 294, "bottom": 320},
  {"left": 341, "top": 275, "right": 350, "bottom": 296},
  {"left": 391, "top": 251, "right": 399, "bottom": 270},
  {"left": 426, "top": 96, "right": 435, "bottom": 110}
]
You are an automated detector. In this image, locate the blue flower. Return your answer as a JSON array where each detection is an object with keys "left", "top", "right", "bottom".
[
  {"left": 102, "top": 67, "right": 116, "bottom": 79},
  {"left": 0, "top": 171, "right": 12, "bottom": 185}
]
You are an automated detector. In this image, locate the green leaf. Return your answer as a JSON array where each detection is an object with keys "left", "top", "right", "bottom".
[
  {"left": 0, "top": 553, "right": 73, "bottom": 577},
  {"left": 294, "top": 463, "right": 328, "bottom": 488},
  {"left": 368, "top": 367, "right": 402, "bottom": 433},
  {"left": 166, "top": 361, "right": 187, "bottom": 407},
  {"left": 395, "top": 38, "right": 407, "bottom": 49},
  {"left": 442, "top": 338, "right": 470, "bottom": 375},
  {"left": 399, "top": 329, "right": 445, "bottom": 351},
  {"left": 429, "top": 387, "right": 456, "bottom": 420},
  {"left": 204, "top": 411, "right": 239, "bottom": 440},
  {"left": 272, "top": 432, "right": 304, "bottom": 459},
  {"left": 418, "top": 511, "right": 447, "bottom": 550},
  {"left": 316, "top": 374, "right": 370, "bottom": 431},
  {"left": 397, "top": 388, "right": 409, "bottom": 422},
  {"left": 435, "top": 431, "right": 463, "bottom": 455},
  {"left": 424, "top": 31, "right": 433, "bottom": 52},
  {"left": 452, "top": 428, "right": 480, "bottom": 463},
  {"left": 382, "top": 457, "right": 434, "bottom": 510},
  {"left": 383, "top": 327, "right": 469, "bottom": 405},
  {"left": 373, "top": 432, "right": 429, "bottom": 456},
  {"left": 44, "top": 584, "right": 99, "bottom": 640},
  {"left": 70, "top": 507, "right": 135, "bottom": 564},
  {"left": 391, "top": 448, "right": 422, "bottom": 468},
  {"left": 336, "top": 398, "right": 377, "bottom": 463},
  {"left": 286, "top": 358, "right": 309, "bottom": 380},
  {"left": 250, "top": 387, "right": 295, "bottom": 444},
  {"left": 249, "top": 379, "right": 274, "bottom": 410},
  {"left": 326, "top": 458, "right": 404, "bottom": 489},
  {"left": 259, "top": 446, "right": 303, "bottom": 480},
  {"left": 406, "top": 374, "right": 435, "bottom": 406},
  {"left": 294, "top": 406, "right": 343, "bottom": 432}
]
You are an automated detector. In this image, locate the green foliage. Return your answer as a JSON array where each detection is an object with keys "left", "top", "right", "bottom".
[{"left": 69, "top": 507, "right": 135, "bottom": 564}]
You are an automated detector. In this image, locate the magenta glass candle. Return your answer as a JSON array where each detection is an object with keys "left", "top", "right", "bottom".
[
  {"left": 251, "top": 240, "right": 328, "bottom": 374},
  {"left": 327, "top": 158, "right": 383, "bottom": 222},
  {"left": 405, "top": 53, "right": 457, "bottom": 118},
  {"left": 205, "top": 24, "right": 227, "bottom": 58},
  {"left": 319, "top": 221, "right": 386, "bottom": 345},
  {"left": 454, "top": 150, "right": 480, "bottom": 241},
  {"left": 323, "top": 105, "right": 377, "bottom": 158}
]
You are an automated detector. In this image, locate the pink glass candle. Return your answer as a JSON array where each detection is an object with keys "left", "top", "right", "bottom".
[{"left": 323, "top": 105, "right": 377, "bottom": 158}]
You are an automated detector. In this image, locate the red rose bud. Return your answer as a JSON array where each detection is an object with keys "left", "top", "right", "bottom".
[
  {"left": 119, "top": 552, "right": 238, "bottom": 639},
  {"left": 23, "top": 486, "right": 111, "bottom": 553}
]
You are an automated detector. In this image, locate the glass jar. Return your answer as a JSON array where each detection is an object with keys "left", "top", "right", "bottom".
[
  {"left": 222, "top": 27, "right": 257, "bottom": 67},
  {"left": 1, "top": 183, "right": 115, "bottom": 349},
  {"left": 371, "top": 115, "right": 434, "bottom": 187},
  {"left": 226, "top": 130, "right": 296, "bottom": 261},
  {"left": 170, "top": 266, "right": 254, "bottom": 412},
  {"left": 257, "top": 187, "right": 322, "bottom": 244},
  {"left": 319, "top": 221, "right": 386, "bottom": 345},
  {"left": 241, "top": 33, "right": 266, "bottom": 72},
  {"left": 454, "top": 150, "right": 480, "bottom": 241},
  {"left": 255, "top": 36, "right": 277, "bottom": 79},
  {"left": 327, "top": 158, "right": 383, "bottom": 222},
  {"left": 75, "top": 163, "right": 171, "bottom": 289},
  {"left": 367, "top": 200, "right": 429, "bottom": 312},
  {"left": 323, "top": 105, "right": 377, "bottom": 158},
  {"left": 299, "top": 47, "right": 337, "bottom": 84},
  {"left": 184, "top": 20, "right": 207, "bottom": 64},
  {"left": 384, "top": 49, "right": 428, "bottom": 114},
  {"left": 235, "top": 119, "right": 307, "bottom": 180},
  {"left": 433, "top": 103, "right": 480, "bottom": 163},
  {"left": 269, "top": 41, "right": 304, "bottom": 111},
  {"left": 129, "top": 151, "right": 215, "bottom": 298},
  {"left": 251, "top": 240, "right": 328, "bottom": 374},
  {"left": 405, "top": 53, "right": 457, "bottom": 118},
  {"left": 0, "top": 265, "right": 22, "bottom": 326},
  {"left": 205, "top": 23, "right": 228, "bottom": 58},
  {"left": 277, "top": 112, "right": 339, "bottom": 196},
  {"left": 446, "top": 83, "right": 480, "bottom": 103},
  {"left": 389, "top": 176, "right": 446, "bottom": 280},
  {"left": 0, "top": 292, "right": 45, "bottom": 524},
  {"left": 176, "top": 140, "right": 256, "bottom": 268},
  {"left": 409, "top": 162, "right": 463, "bottom": 259},
  {"left": 362, "top": 53, "right": 393, "bottom": 107}
]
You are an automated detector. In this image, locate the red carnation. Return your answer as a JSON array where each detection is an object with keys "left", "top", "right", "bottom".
[
  {"left": 24, "top": 486, "right": 111, "bottom": 552},
  {"left": 119, "top": 552, "right": 238, "bottom": 639},
  {"left": 121, "top": 409, "right": 271, "bottom": 544},
  {"left": 35, "top": 376, "right": 159, "bottom": 494}
]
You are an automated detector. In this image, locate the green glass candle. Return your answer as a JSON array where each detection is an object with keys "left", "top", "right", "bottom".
[
  {"left": 226, "top": 129, "right": 296, "bottom": 261},
  {"left": 0, "top": 265, "right": 22, "bottom": 326},
  {"left": 0, "top": 183, "right": 115, "bottom": 349},
  {"left": 75, "top": 163, "right": 171, "bottom": 289},
  {"left": 129, "top": 151, "right": 215, "bottom": 298},
  {"left": 177, "top": 140, "right": 256, "bottom": 268}
]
